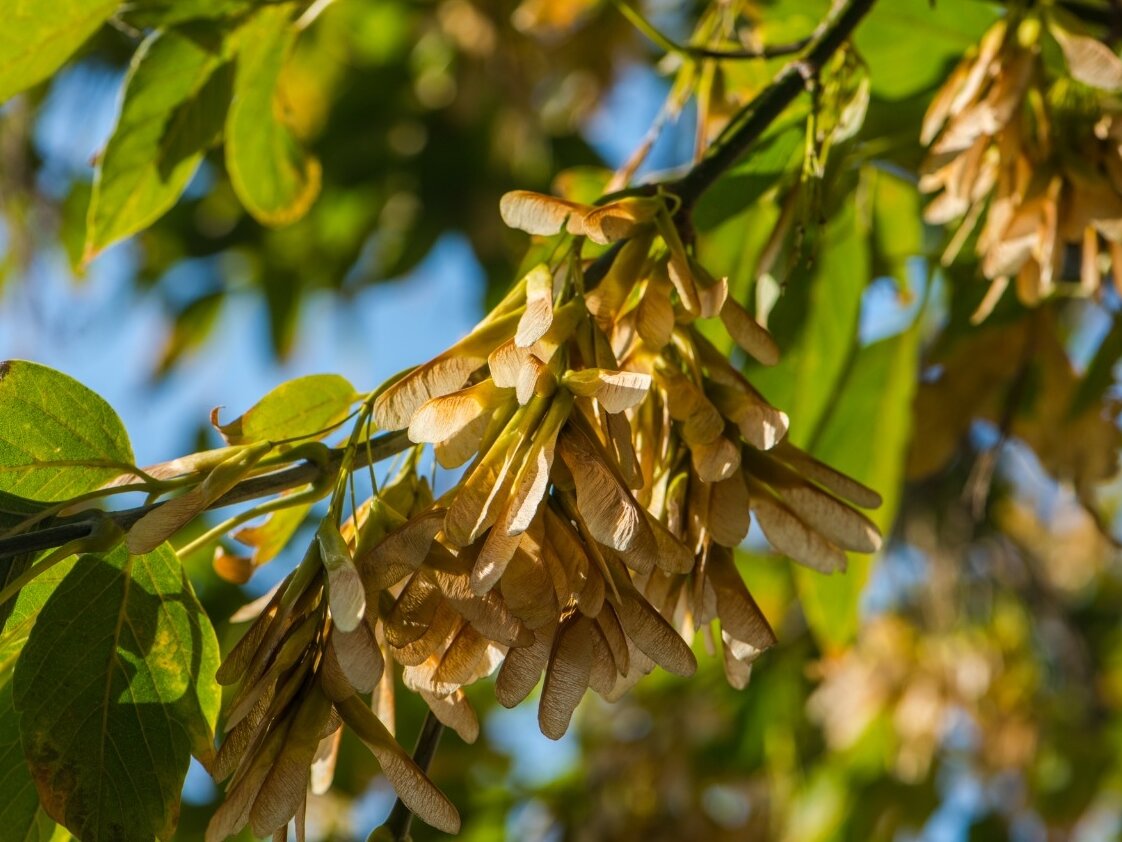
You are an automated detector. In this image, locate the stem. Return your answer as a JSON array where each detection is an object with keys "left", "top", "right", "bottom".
[
  {"left": 0, "top": 430, "right": 411, "bottom": 560},
  {"left": 671, "top": 0, "right": 878, "bottom": 210},
  {"left": 379, "top": 712, "right": 445, "bottom": 842}
]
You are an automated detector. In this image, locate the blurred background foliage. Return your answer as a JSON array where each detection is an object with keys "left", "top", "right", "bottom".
[{"left": 6, "top": 0, "right": 1122, "bottom": 840}]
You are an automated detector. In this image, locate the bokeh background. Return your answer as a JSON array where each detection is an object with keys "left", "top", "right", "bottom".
[{"left": 4, "top": 1, "right": 1122, "bottom": 840}]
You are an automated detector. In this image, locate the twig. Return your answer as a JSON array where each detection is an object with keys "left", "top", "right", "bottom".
[
  {"left": 377, "top": 712, "right": 446, "bottom": 842},
  {"left": 671, "top": 0, "right": 878, "bottom": 210},
  {"left": 0, "top": 430, "right": 411, "bottom": 560}
]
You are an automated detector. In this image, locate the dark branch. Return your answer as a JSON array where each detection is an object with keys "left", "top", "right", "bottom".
[
  {"left": 0, "top": 430, "right": 411, "bottom": 560},
  {"left": 671, "top": 0, "right": 878, "bottom": 209},
  {"left": 684, "top": 37, "right": 812, "bottom": 60}
]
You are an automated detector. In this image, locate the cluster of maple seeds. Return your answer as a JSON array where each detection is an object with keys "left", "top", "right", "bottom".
[
  {"left": 920, "top": 12, "right": 1122, "bottom": 319},
  {"left": 207, "top": 189, "right": 883, "bottom": 839}
]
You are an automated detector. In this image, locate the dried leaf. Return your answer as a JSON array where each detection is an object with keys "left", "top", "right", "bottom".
[
  {"left": 329, "top": 621, "right": 384, "bottom": 694},
  {"left": 317, "top": 521, "right": 366, "bottom": 633},
  {"left": 214, "top": 547, "right": 255, "bottom": 585},
  {"left": 613, "top": 589, "right": 696, "bottom": 677},
  {"left": 707, "top": 548, "right": 776, "bottom": 650},
  {"left": 558, "top": 426, "right": 645, "bottom": 552},
  {"left": 408, "top": 380, "right": 503, "bottom": 444},
  {"left": 516, "top": 264, "right": 555, "bottom": 347},
  {"left": 500, "top": 190, "right": 589, "bottom": 236},
  {"left": 337, "top": 695, "right": 461, "bottom": 834},
  {"left": 356, "top": 508, "right": 445, "bottom": 592},
  {"left": 1051, "top": 15, "right": 1122, "bottom": 91},
  {"left": 751, "top": 489, "right": 847, "bottom": 573},
  {"left": 496, "top": 622, "right": 556, "bottom": 707},
  {"left": 562, "top": 368, "right": 652, "bottom": 413},
  {"left": 538, "top": 616, "right": 593, "bottom": 739},
  {"left": 720, "top": 298, "right": 780, "bottom": 366}
]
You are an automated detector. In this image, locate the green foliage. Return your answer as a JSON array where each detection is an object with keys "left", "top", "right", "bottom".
[
  {"left": 750, "top": 198, "right": 871, "bottom": 446},
  {"left": 0, "top": 0, "right": 118, "bottom": 103},
  {"left": 795, "top": 325, "right": 921, "bottom": 651},
  {"left": 0, "top": 361, "right": 133, "bottom": 501},
  {"left": 215, "top": 373, "right": 357, "bottom": 444},
  {"left": 86, "top": 27, "right": 233, "bottom": 259},
  {"left": 0, "top": 679, "right": 66, "bottom": 842},
  {"left": 13, "top": 545, "right": 219, "bottom": 842},
  {"left": 225, "top": 4, "right": 322, "bottom": 226}
]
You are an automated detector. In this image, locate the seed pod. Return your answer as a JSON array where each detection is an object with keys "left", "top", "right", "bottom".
[{"left": 317, "top": 520, "right": 366, "bottom": 633}]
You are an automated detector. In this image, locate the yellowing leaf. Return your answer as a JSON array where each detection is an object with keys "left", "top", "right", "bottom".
[{"left": 226, "top": 4, "right": 321, "bottom": 225}]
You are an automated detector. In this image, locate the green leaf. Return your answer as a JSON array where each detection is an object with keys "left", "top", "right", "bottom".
[
  {"left": 85, "top": 27, "right": 233, "bottom": 259},
  {"left": 216, "top": 373, "right": 358, "bottom": 445},
  {"left": 793, "top": 326, "right": 921, "bottom": 652},
  {"left": 0, "top": 553, "right": 79, "bottom": 665},
  {"left": 748, "top": 201, "right": 870, "bottom": 446},
  {"left": 225, "top": 3, "right": 322, "bottom": 226},
  {"left": 869, "top": 167, "right": 923, "bottom": 293},
  {"left": 0, "top": 361, "right": 134, "bottom": 502},
  {"left": 12, "top": 544, "right": 220, "bottom": 842},
  {"left": 694, "top": 122, "right": 805, "bottom": 232},
  {"left": 0, "top": 0, "right": 119, "bottom": 104},
  {"left": 0, "top": 677, "right": 63, "bottom": 842}
]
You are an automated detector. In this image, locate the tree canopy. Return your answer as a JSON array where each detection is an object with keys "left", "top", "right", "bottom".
[{"left": 3, "top": 0, "right": 1122, "bottom": 840}]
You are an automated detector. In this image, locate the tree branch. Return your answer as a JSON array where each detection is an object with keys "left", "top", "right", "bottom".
[
  {"left": 671, "top": 0, "right": 878, "bottom": 210},
  {"left": 0, "top": 430, "right": 412, "bottom": 560}
]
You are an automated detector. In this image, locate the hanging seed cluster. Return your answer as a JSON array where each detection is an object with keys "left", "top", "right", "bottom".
[
  {"left": 208, "top": 189, "right": 883, "bottom": 839},
  {"left": 920, "top": 13, "right": 1122, "bottom": 319}
]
